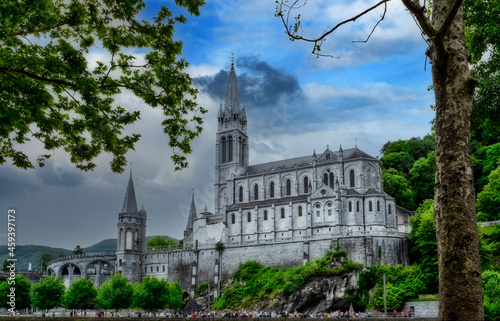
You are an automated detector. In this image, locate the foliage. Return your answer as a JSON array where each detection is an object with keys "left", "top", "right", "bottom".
[
  {"left": 40, "top": 252, "right": 54, "bottom": 270},
  {"left": 0, "top": 0, "right": 206, "bottom": 172},
  {"left": 146, "top": 236, "right": 177, "bottom": 251},
  {"left": 382, "top": 168, "right": 415, "bottom": 210},
  {"left": 1, "top": 260, "right": 8, "bottom": 271},
  {"left": 409, "top": 151, "right": 435, "bottom": 207},
  {"left": 195, "top": 281, "right": 214, "bottom": 297},
  {"left": 96, "top": 273, "right": 133, "bottom": 311},
  {"left": 132, "top": 276, "right": 181, "bottom": 311},
  {"left": 473, "top": 143, "right": 500, "bottom": 194},
  {"left": 215, "top": 241, "right": 225, "bottom": 253},
  {"left": 64, "top": 278, "right": 97, "bottom": 310},
  {"left": 0, "top": 274, "right": 32, "bottom": 310},
  {"left": 211, "top": 244, "right": 362, "bottom": 310},
  {"left": 32, "top": 276, "right": 66, "bottom": 311},
  {"left": 73, "top": 245, "right": 84, "bottom": 255},
  {"left": 409, "top": 199, "right": 438, "bottom": 293},
  {"left": 483, "top": 270, "right": 500, "bottom": 321},
  {"left": 358, "top": 265, "right": 425, "bottom": 311},
  {"left": 477, "top": 165, "right": 500, "bottom": 221}
]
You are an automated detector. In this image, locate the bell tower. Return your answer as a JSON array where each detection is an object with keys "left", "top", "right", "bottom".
[
  {"left": 116, "top": 171, "right": 147, "bottom": 283},
  {"left": 214, "top": 61, "right": 249, "bottom": 215}
]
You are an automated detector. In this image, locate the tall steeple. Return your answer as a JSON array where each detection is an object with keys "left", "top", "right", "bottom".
[
  {"left": 121, "top": 170, "right": 138, "bottom": 214},
  {"left": 224, "top": 62, "right": 242, "bottom": 115},
  {"left": 186, "top": 191, "right": 197, "bottom": 230}
]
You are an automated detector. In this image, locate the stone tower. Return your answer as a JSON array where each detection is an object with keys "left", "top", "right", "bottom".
[
  {"left": 116, "top": 171, "right": 147, "bottom": 283},
  {"left": 215, "top": 62, "right": 249, "bottom": 215}
]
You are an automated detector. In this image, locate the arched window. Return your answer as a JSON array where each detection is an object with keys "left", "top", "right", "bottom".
[
  {"left": 329, "top": 172, "right": 334, "bottom": 188},
  {"left": 377, "top": 201, "right": 380, "bottom": 211},
  {"left": 388, "top": 204, "right": 392, "bottom": 214},
  {"left": 349, "top": 202, "right": 352, "bottom": 212},
  {"left": 286, "top": 179, "right": 291, "bottom": 196},
  {"left": 231, "top": 214, "right": 235, "bottom": 224},
  {"left": 264, "top": 210, "right": 268, "bottom": 220},
  {"left": 270, "top": 182, "right": 275, "bottom": 198},
  {"left": 304, "top": 177, "right": 309, "bottom": 194},
  {"left": 298, "top": 206, "right": 303, "bottom": 217},
  {"left": 239, "top": 186, "right": 243, "bottom": 202},
  {"left": 350, "top": 170, "right": 355, "bottom": 187},
  {"left": 281, "top": 208, "right": 285, "bottom": 218},
  {"left": 369, "top": 201, "right": 373, "bottom": 211},
  {"left": 228, "top": 136, "right": 233, "bottom": 162},
  {"left": 367, "top": 168, "right": 372, "bottom": 186},
  {"left": 242, "top": 139, "right": 246, "bottom": 164},
  {"left": 254, "top": 184, "right": 259, "bottom": 200},
  {"left": 323, "top": 173, "right": 328, "bottom": 185},
  {"left": 356, "top": 201, "right": 360, "bottom": 212},
  {"left": 221, "top": 137, "right": 226, "bottom": 163},
  {"left": 156, "top": 266, "right": 159, "bottom": 272},
  {"left": 247, "top": 212, "right": 251, "bottom": 222}
]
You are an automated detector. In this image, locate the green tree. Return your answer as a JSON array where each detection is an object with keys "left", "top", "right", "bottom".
[
  {"left": 380, "top": 151, "right": 414, "bottom": 176},
  {"left": 409, "top": 151, "right": 436, "bottom": 207},
  {"left": 372, "top": 282, "right": 405, "bottom": 311},
  {"left": 96, "top": 273, "right": 133, "bottom": 312},
  {"left": 482, "top": 270, "right": 500, "bottom": 321},
  {"left": 73, "top": 245, "right": 84, "bottom": 255},
  {"left": 477, "top": 165, "right": 500, "bottom": 221},
  {"left": 277, "top": 0, "right": 485, "bottom": 316},
  {"left": 39, "top": 252, "right": 54, "bottom": 270},
  {"left": 166, "top": 282, "right": 183, "bottom": 311},
  {"left": 410, "top": 199, "right": 438, "bottom": 293},
  {"left": 473, "top": 143, "right": 500, "bottom": 194},
  {"left": 133, "top": 276, "right": 169, "bottom": 311},
  {"left": 146, "top": 236, "right": 177, "bottom": 251},
  {"left": 382, "top": 168, "right": 415, "bottom": 210},
  {"left": 0, "top": 274, "right": 32, "bottom": 310},
  {"left": 64, "top": 278, "right": 97, "bottom": 311},
  {"left": 0, "top": 0, "right": 206, "bottom": 172},
  {"left": 32, "top": 276, "right": 66, "bottom": 312},
  {"left": 1, "top": 260, "right": 9, "bottom": 272}
]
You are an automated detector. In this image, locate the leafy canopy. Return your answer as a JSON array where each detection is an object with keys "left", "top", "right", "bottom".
[
  {"left": 32, "top": 276, "right": 66, "bottom": 311},
  {"left": 0, "top": 274, "right": 32, "bottom": 310},
  {"left": 0, "top": 0, "right": 206, "bottom": 172},
  {"left": 146, "top": 236, "right": 177, "bottom": 251},
  {"left": 96, "top": 273, "right": 133, "bottom": 311},
  {"left": 64, "top": 278, "right": 97, "bottom": 310}
]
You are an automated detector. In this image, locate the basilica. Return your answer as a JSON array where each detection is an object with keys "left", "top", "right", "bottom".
[{"left": 47, "top": 63, "right": 411, "bottom": 296}]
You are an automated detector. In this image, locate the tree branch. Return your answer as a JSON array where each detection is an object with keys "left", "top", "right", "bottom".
[
  {"left": 280, "top": 0, "right": 392, "bottom": 43},
  {"left": 400, "top": 0, "right": 436, "bottom": 39},
  {"left": 0, "top": 67, "right": 76, "bottom": 88},
  {"left": 437, "top": 0, "right": 464, "bottom": 37},
  {"left": 8, "top": 20, "right": 70, "bottom": 38},
  {"left": 352, "top": 1, "right": 388, "bottom": 43}
]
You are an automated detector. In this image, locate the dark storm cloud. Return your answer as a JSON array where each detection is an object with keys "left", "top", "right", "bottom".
[
  {"left": 0, "top": 168, "right": 39, "bottom": 199},
  {"left": 194, "top": 56, "right": 305, "bottom": 109},
  {"left": 36, "top": 159, "right": 85, "bottom": 187}
]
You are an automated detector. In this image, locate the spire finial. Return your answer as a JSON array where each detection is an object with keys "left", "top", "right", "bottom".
[{"left": 231, "top": 52, "right": 235, "bottom": 65}]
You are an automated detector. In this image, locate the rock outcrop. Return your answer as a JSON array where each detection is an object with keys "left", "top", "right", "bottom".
[{"left": 249, "top": 272, "right": 361, "bottom": 313}]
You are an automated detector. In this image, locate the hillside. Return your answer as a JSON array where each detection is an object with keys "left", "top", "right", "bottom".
[{"left": 0, "top": 235, "right": 177, "bottom": 271}]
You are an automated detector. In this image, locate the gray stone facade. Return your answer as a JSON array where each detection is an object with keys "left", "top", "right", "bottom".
[{"left": 48, "top": 62, "right": 410, "bottom": 297}]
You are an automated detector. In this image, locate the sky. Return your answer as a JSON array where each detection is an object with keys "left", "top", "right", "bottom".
[{"left": 0, "top": 0, "right": 435, "bottom": 250}]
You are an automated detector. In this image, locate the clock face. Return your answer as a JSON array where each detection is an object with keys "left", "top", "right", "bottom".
[{"left": 321, "top": 189, "right": 326, "bottom": 195}]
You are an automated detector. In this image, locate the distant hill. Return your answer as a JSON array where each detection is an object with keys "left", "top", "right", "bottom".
[
  {"left": 0, "top": 235, "right": 177, "bottom": 272},
  {"left": 0, "top": 245, "right": 73, "bottom": 271}
]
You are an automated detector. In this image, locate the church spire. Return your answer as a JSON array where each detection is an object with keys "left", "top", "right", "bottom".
[
  {"left": 121, "top": 170, "right": 138, "bottom": 214},
  {"left": 186, "top": 191, "right": 197, "bottom": 230},
  {"left": 224, "top": 61, "right": 241, "bottom": 115}
]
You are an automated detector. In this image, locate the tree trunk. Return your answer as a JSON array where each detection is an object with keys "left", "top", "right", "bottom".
[{"left": 430, "top": 2, "right": 484, "bottom": 320}]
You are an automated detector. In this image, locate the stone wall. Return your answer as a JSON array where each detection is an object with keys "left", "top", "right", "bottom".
[{"left": 403, "top": 301, "right": 439, "bottom": 318}]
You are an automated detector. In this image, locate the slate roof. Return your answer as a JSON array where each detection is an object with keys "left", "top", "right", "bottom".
[
  {"left": 242, "top": 147, "right": 376, "bottom": 176},
  {"left": 121, "top": 171, "right": 138, "bottom": 214}
]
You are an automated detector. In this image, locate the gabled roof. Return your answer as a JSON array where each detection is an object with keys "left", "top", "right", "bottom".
[
  {"left": 240, "top": 147, "right": 375, "bottom": 176},
  {"left": 364, "top": 188, "right": 384, "bottom": 196},
  {"left": 121, "top": 171, "right": 138, "bottom": 214}
]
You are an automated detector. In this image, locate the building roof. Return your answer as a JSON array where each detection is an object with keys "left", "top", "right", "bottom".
[
  {"left": 241, "top": 147, "right": 376, "bottom": 176},
  {"left": 121, "top": 171, "right": 138, "bottom": 214},
  {"left": 186, "top": 192, "right": 197, "bottom": 230}
]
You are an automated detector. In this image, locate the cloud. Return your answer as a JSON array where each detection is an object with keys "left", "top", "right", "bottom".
[{"left": 36, "top": 159, "right": 86, "bottom": 187}]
